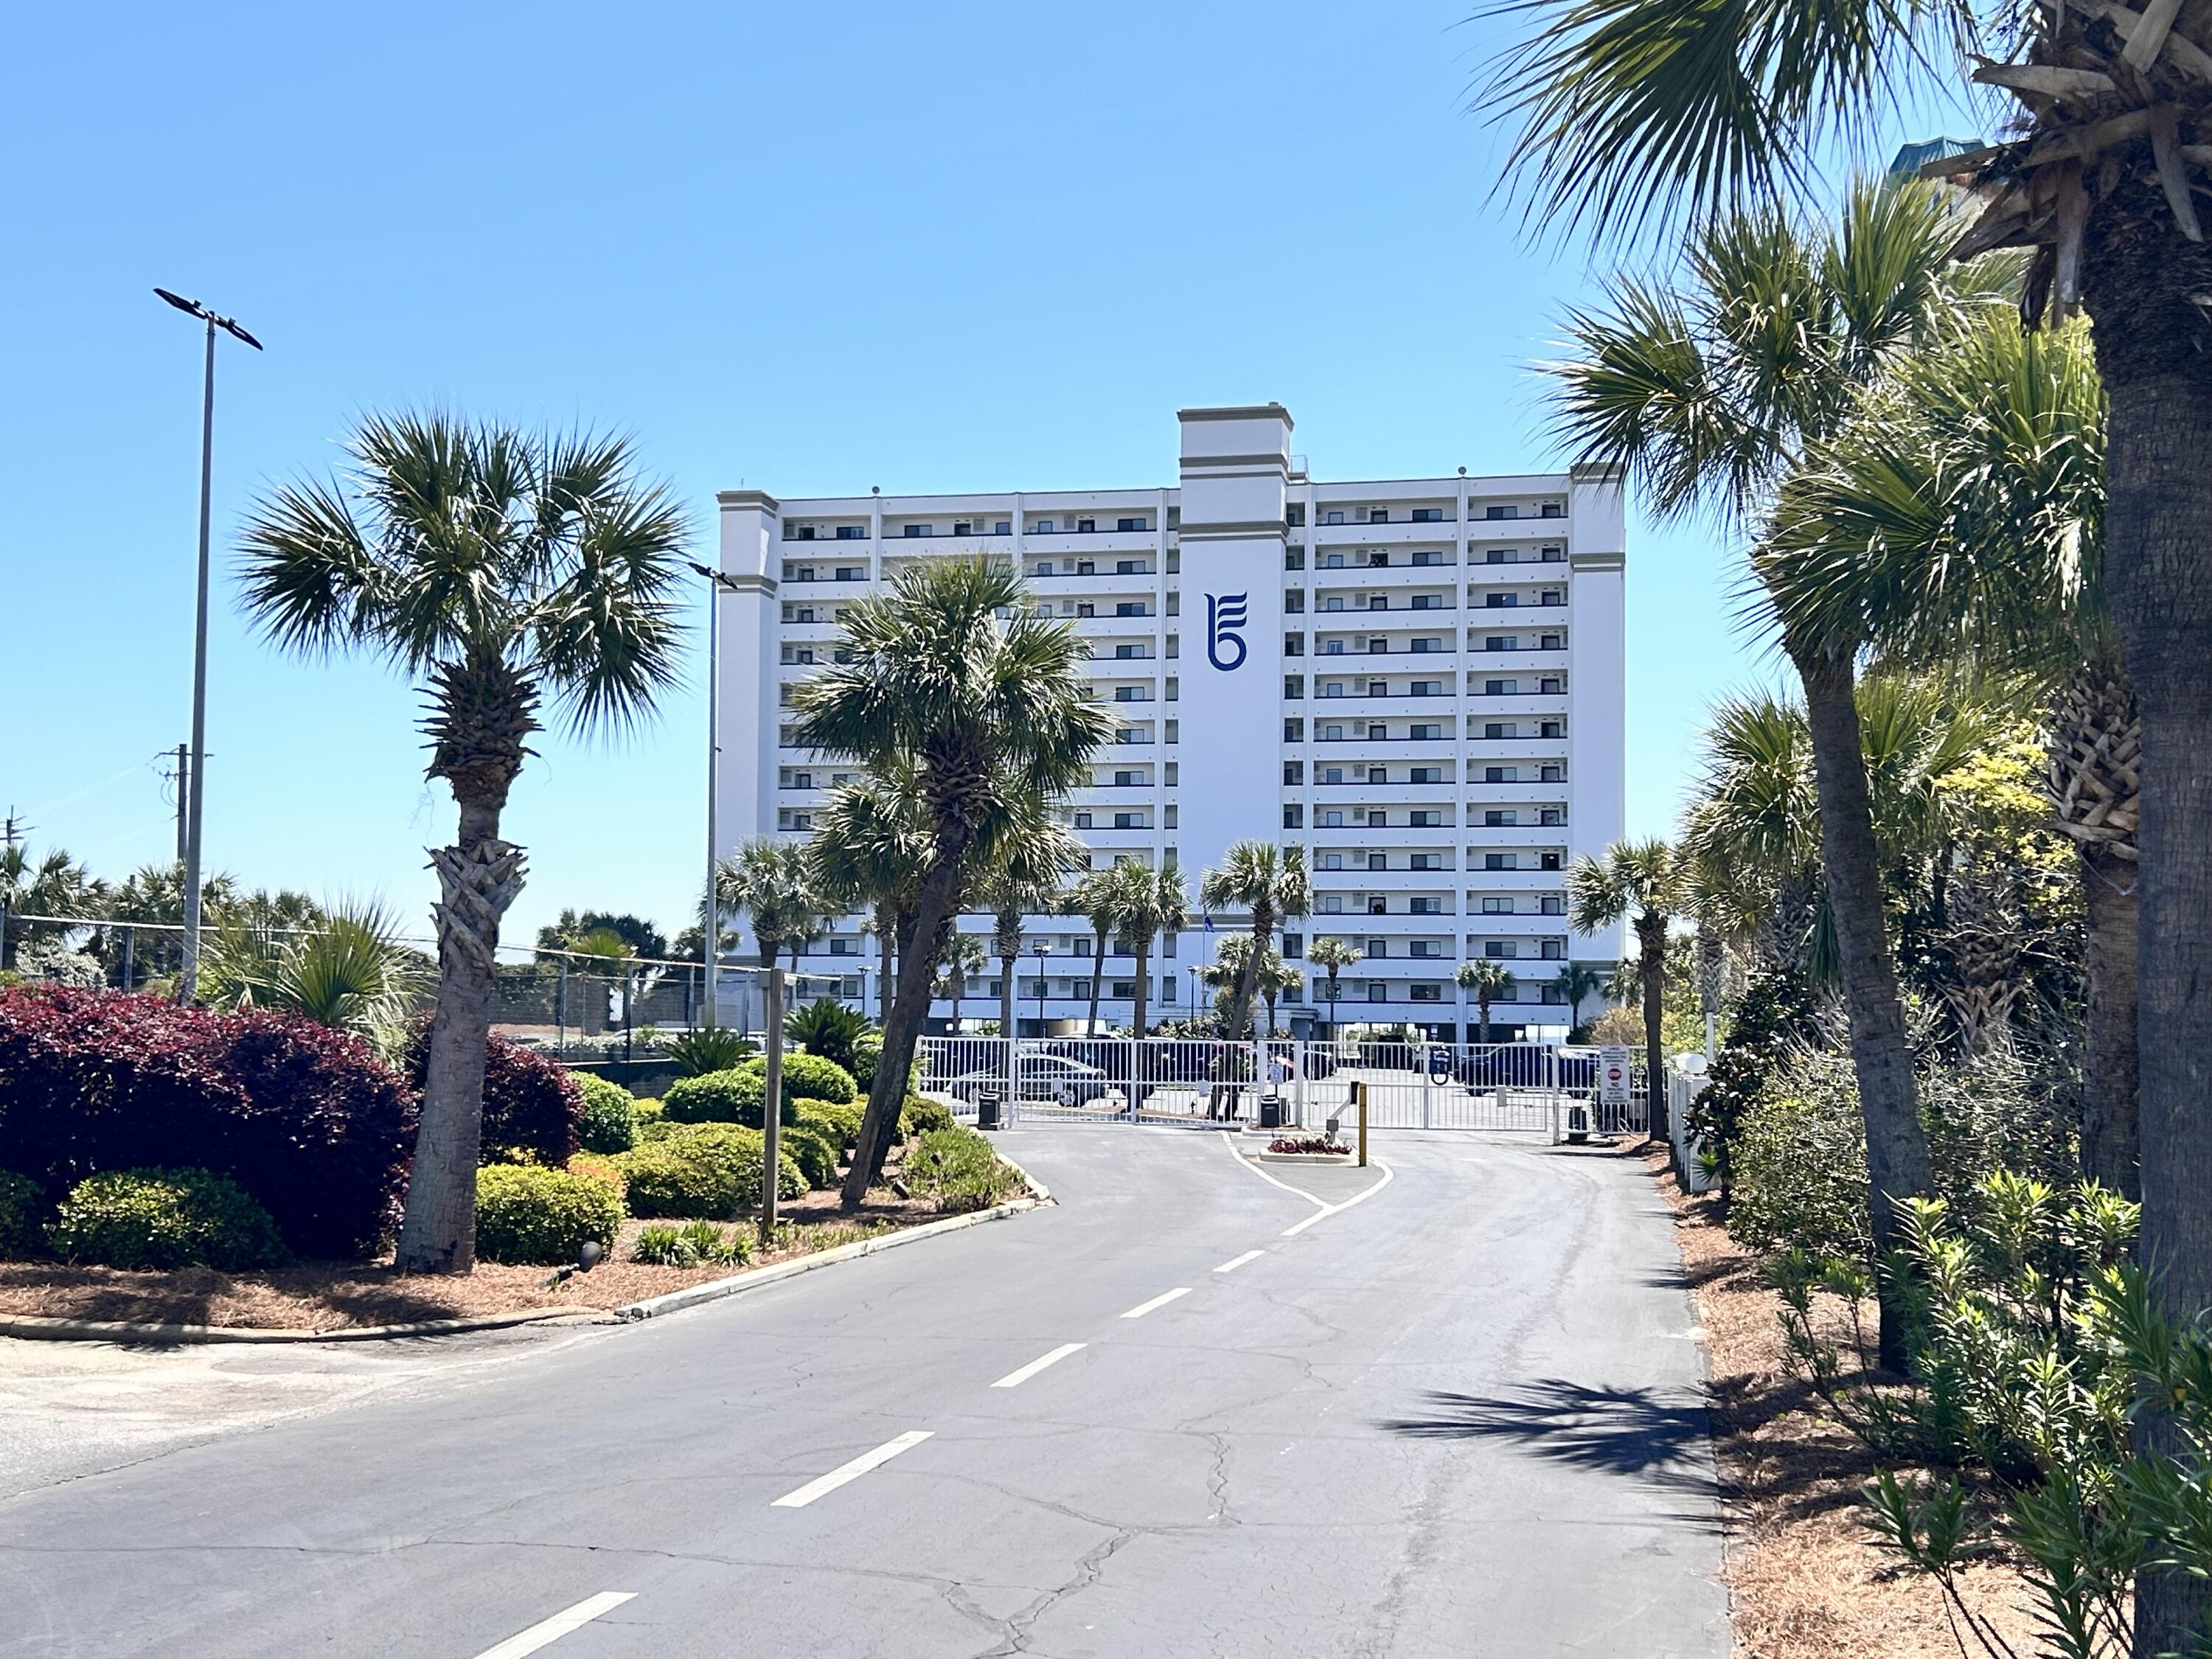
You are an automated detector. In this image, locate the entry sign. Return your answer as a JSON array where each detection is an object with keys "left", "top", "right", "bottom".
[{"left": 1598, "top": 1046, "right": 1633, "bottom": 1107}]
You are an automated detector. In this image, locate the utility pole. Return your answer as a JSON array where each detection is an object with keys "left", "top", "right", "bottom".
[
  {"left": 173, "top": 743, "right": 189, "bottom": 866},
  {"left": 153, "top": 288, "right": 261, "bottom": 1005},
  {"left": 0, "top": 810, "right": 22, "bottom": 973},
  {"left": 690, "top": 561, "right": 742, "bottom": 1033},
  {"left": 759, "top": 967, "right": 786, "bottom": 1247}
]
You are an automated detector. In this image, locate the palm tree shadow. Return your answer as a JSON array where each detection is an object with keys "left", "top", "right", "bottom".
[{"left": 1378, "top": 1379, "right": 1718, "bottom": 1496}]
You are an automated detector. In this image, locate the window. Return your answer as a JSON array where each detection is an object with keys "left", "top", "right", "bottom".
[
  {"left": 1034, "top": 562, "right": 1053, "bottom": 577},
  {"left": 1284, "top": 547, "right": 1305, "bottom": 570},
  {"left": 836, "top": 524, "right": 865, "bottom": 540},
  {"left": 1485, "top": 504, "right": 1519, "bottom": 521},
  {"left": 1322, "top": 597, "right": 1345, "bottom": 612},
  {"left": 1486, "top": 548, "right": 1514, "bottom": 565},
  {"left": 1363, "top": 636, "right": 1387, "bottom": 653},
  {"left": 1322, "top": 639, "right": 1346, "bottom": 655},
  {"left": 1411, "top": 896, "right": 1441, "bottom": 914},
  {"left": 1321, "top": 765, "right": 1344, "bottom": 784},
  {"left": 1411, "top": 723, "right": 1444, "bottom": 740},
  {"left": 1486, "top": 810, "right": 1517, "bottom": 827},
  {"left": 1117, "top": 560, "right": 1142, "bottom": 575},
  {"left": 1410, "top": 810, "right": 1443, "bottom": 827},
  {"left": 1368, "top": 897, "right": 1388, "bottom": 915},
  {"left": 1284, "top": 633, "right": 1304, "bottom": 656},
  {"left": 1483, "top": 897, "right": 1514, "bottom": 915},
  {"left": 1411, "top": 594, "right": 1444, "bottom": 611},
  {"left": 1118, "top": 517, "right": 1146, "bottom": 532},
  {"left": 1540, "top": 939, "right": 1565, "bottom": 960},
  {"left": 836, "top": 566, "right": 863, "bottom": 582},
  {"left": 1485, "top": 852, "right": 1517, "bottom": 871},
  {"left": 1366, "top": 936, "right": 1388, "bottom": 957},
  {"left": 1369, "top": 508, "right": 1389, "bottom": 524},
  {"left": 1034, "top": 519, "right": 1054, "bottom": 533},
  {"left": 1114, "top": 642, "right": 1144, "bottom": 659},
  {"left": 1321, "top": 809, "right": 1344, "bottom": 827},
  {"left": 1412, "top": 681, "right": 1443, "bottom": 697},
  {"left": 1077, "top": 603, "right": 1095, "bottom": 618},
  {"left": 1484, "top": 765, "right": 1516, "bottom": 783},
  {"left": 1287, "top": 505, "right": 1305, "bottom": 526},
  {"left": 1413, "top": 507, "right": 1444, "bottom": 523},
  {"left": 1540, "top": 678, "right": 1563, "bottom": 695},
  {"left": 1413, "top": 637, "right": 1442, "bottom": 653},
  {"left": 1411, "top": 941, "right": 1441, "bottom": 959},
  {"left": 1484, "top": 678, "right": 1517, "bottom": 696},
  {"left": 1368, "top": 852, "right": 1388, "bottom": 871},
  {"left": 1541, "top": 545, "right": 1565, "bottom": 562},
  {"left": 1411, "top": 766, "right": 1442, "bottom": 784},
  {"left": 994, "top": 521, "right": 1012, "bottom": 535},
  {"left": 830, "top": 936, "right": 858, "bottom": 956},
  {"left": 1412, "top": 549, "right": 1444, "bottom": 567},
  {"left": 1321, "top": 858, "right": 1344, "bottom": 875},
  {"left": 1368, "top": 550, "right": 1390, "bottom": 568},
  {"left": 1541, "top": 502, "right": 1563, "bottom": 518},
  {"left": 1114, "top": 769, "right": 1141, "bottom": 786},
  {"left": 1115, "top": 602, "right": 1145, "bottom": 617},
  {"left": 1484, "top": 636, "right": 1519, "bottom": 653},
  {"left": 1114, "top": 686, "right": 1144, "bottom": 702},
  {"left": 1484, "top": 592, "right": 1519, "bottom": 609},
  {"left": 1113, "top": 812, "right": 1141, "bottom": 829},
  {"left": 902, "top": 524, "right": 931, "bottom": 538},
  {"left": 1320, "top": 723, "right": 1343, "bottom": 740},
  {"left": 1540, "top": 896, "right": 1565, "bottom": 916},
  {"left": 1283, "top": 760, "right": 1304, "bottom": 785},
  {"left": 1540, "top": 720, "right": 1563, "bottom": 738},
  {"left": 1074, "top": 811, "right": 1093, "bottom": 829},
  {"left": 1368, "top": 594, "right": 1389, "bottom": 611},
  {"left": 1368, "top": 983, "right": 1388, "bottom": 1002},
  {"left": 1368, "top": 723, "right": 1388, "bottom": 740},
  {"left": 1366, "top": 679, "right": 1386, "bottom": 698},
  {"left": 1324, "top": 552, "right": 1346, "bottom": 568},
  {"left": 1078, "top": 518, "right": 1096, "bottom": 533},
  {"left": 953, "top": 521, "right": 972, "bottom": 535},
  {"left": 1540, "top": 852, "right": 1562, "bottom": 871},
  {"left": 1324, "top": 510, "right": 1345, "bottom": 525},
  {"left": 1077, "top": 560, "right": 1096, "bottom": 575},
  {"left": 1540, "top": 633, "right": 1563, "bottom": 650},
  {"left": 1111, "top": 981, "right": 1137, "bottom": 1000},
  {"left": 1410, "top": 852, "right": 1444, "bottom": 870},
  {"left": 1281, "top": 933, "right": 1302, "bottom": 959},
  {"left": 1486, "top": 722, "right": 1517, "bottom": 740},
  {"left": 1539, "top": 807, "right": 1564, "bottom": 827},
  {"left": 1410, "top": 983, "right": 1442, "bottom": 1002},
  {"left": 1321, "top": 681, "right": 1343, "bottom": 698},
  {"left": 1485, "top": 940, "right": 1519, "bottom": 959},
  {"left": 1285, "top": 591, "right": 1304, "bottom": 613},
  {"left": 1284, "top": 718, "right": 1305, "bottom": 742},
  {"left": 1367, "top": 765, "right": 1388, "bottom": 784}
]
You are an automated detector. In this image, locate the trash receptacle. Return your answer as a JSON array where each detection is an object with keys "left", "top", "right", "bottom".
[
  {"left": 1259, "top": 1092, "right": 1284, "bottom": 1131},
  {"left": 978, "top": 1089, "right": 1003, "bottom": 1132}
]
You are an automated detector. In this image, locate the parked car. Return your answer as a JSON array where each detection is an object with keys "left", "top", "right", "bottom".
[
  {"left": 939, "top": 1052, "right": 1113, "bottom": 1107},
  {"left": 1447, "top": 1046, "right": 1597, "bottom": 1091}
]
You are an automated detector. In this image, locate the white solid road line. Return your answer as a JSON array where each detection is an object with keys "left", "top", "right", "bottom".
[
  {"left": 991, "top": 1341, "right": 1088, "bottom": 1388},
  {"left": 1282, "top": 1161, "right": 1395, "bottom": 1237},
  {"left": 1214, "top": 1250, "right": 1265, "bottom": 1274},
  {"left": 771, "top": 1430, "right": 935, "bottom": 1508},
  {"left": 471, "top": 1592, "right": 637, "bottom": 1659},
  {"left": 1222, "top": 1133, "right": 1331, "bottom": 1208},
  {"left": 1120, "top": 1287, "right": 1193, "bottom": 1320}
]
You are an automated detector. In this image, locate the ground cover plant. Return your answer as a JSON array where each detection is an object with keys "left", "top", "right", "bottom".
[{"left": 903, "top": 1125, "right": 1022, "bottom": 1214}]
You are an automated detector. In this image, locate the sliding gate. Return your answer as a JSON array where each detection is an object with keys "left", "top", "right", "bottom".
[{"left": 912, "top": 1037, "right": 1643, "bottom": 1138}]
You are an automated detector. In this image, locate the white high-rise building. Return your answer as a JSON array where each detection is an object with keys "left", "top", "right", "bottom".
[{"left": 714, "top": 403, "right": 1627, "bottom": 1041}]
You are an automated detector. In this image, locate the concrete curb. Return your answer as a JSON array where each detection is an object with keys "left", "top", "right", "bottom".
[
  {"left": 0, "top": 1152, "right": 1054, "bottom": 1346},
  {"left": 1251, "top": 1150, "right": 1357, "bottom": 1166},
  {"left": 0, "top": 1306, "right": 605, "bottom": 1347}
]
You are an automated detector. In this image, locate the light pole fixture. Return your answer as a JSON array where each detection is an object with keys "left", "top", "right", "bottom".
[
  {"left": 1033, "top": 942, "right": 1048, "bottom": 1035},
  {"left": 154, "top": 288, "right": 261, "bottom": 1004},
  {"left": 689, "top": 560, "right": 743, "bottom": 1029}
]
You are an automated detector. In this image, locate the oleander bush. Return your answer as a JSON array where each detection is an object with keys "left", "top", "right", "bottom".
[
  {"left": 573, "top": 1074, "right": 638, "bottom": 1154},
  {"left": 899, "top": 1095, "right": 955, "bottom": 1139},
  {"left": 472, "top": 1164, "right": 625, "bottom": 1265},
  {"left": 905, "top": 1126, "right": 1020, "bottom": 1214},
  {"left": 0, "top": 985, "right": 413, "bottom": 1258},
  {"left": 0, "top": 1170, "right": 47, "bottom": 1259},
  {"left": 49, "top": 1167, "right": 289, "bottom": 1270}
]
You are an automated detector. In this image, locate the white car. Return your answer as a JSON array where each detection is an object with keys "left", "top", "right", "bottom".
[{"left": 938, "top": 1053, "right": 1113, "bottom": 1107}]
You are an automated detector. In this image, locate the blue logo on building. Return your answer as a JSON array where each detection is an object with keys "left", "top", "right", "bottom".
[{"left": 1206, "top": 592, "right": 1248, "bottom": 671}]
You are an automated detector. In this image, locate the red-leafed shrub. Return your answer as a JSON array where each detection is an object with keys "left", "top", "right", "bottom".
[
  {"left": 0, "top": 985, "right": 414, "bottom": 1258},
  {"left": 403, "top": 1018, "right": 584, "bottom": 1168}
]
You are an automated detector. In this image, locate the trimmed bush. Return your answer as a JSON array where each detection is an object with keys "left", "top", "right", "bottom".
[
  {"left": 779, "top": 1124, "right": 840, "bottom": 1189},
  {"left": 567, "top": 1152, "right": 628, "bottom": 1198},
  {"left": 0, "top": 986, "right": 413, "bottom": 1258},
  {"left": 619, "top": 1124, "right": 804, "bottom": 1219},
  {"left": 662, "top": 1067, "right": 762, "bottom": 1125},
  {"left": 405, "top": 1022, "right": 584, "bottom": 1167},
  {"left": 796, "top": 1099, "right": 863, "bottom": 1150},
  {"left": 900, "top": 1095, "right": 956, "bottom": 1139},
  {"left": 848, "top": 1031, "right": 882, "bottom": 1091},
  {"left": 766, "top": 1052, "right": 858, "bottom": 1105},
  {"left": 574, "top": 1074, "right": 638, "bottom": 1154},
  {"left": 473, "top": 1164, "right": 625, "bottom": 1265},
  {"left": 905, "top": 1126, "right": 1020, "bottom": 1214},
  {"left": 0, "top": 1170, "right": 47, "bottom": 1259},
  {"left": 632, "top": 1098, "right": 664, "bottom": 1125},
  {"left": 49, "top": 1167, "right": 288, "bottom": 1270}
]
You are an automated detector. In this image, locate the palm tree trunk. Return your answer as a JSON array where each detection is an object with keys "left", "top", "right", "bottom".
[
  {"left": 1228, "top": 905, "right": 1270, "bottom": 1040},
  {"left": 394, "top": 799, "right": 524, "bottom": 1273},
  {"left": 2079, "top": 847, "right": 2140, "bottom": 1199},
  {"left": 1479, "top": 995, "right": 1492, "bottom": 1046},
  {"left": 1088, "top": 922, "right": 1106, "bottom": 1036},
  {"left": 1635, "top": 912, "right": 1671, "bottom": 1148},
  {"left": 874, "top": 902, "right": 896, "bottom": 1025},
  {"left": 1792, "top": 644, "right": 1933, "bottom": 1370},
  {"left": 844, "top": 837, "right": 970, "bottom": 1209},
  {"left": 2085, "top": 249, "right": 2212, "bottom": 1659},
  {"left": 1132, "top": 938, "right": 1152, "bottom": 1040}
]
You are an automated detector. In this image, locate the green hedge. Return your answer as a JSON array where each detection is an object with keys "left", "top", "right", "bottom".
[
  {"left": 0, "top": 1171, "right": 45, "bottom": 1259},
  {"left": 574, "top": 1074, "right": 639, "bottom": 1154},
  {"left": 473, "top": 1164, "right": 626, "bottom": 1265},
  {"left": 664, "top": 1056, "right": 861, "bottom": 1127},
  {"left": 900, "top": 1095, "right": 956, "bottom": 1138},
  {"left": 49, "top": 1167, "right": 288, "bottom": 1270},
  {"left": 619, "top": 1124, "right": 804, "bottom": 1219},
  {"left": 905, "top": 1126, "right": 1020, "bottom": 1214},
  {"left": 779, "top": 1124, "right": 840, "bottom": 1189},
  {"left": 795, "top": 1099, "right": 863, "bottom": 1150}
]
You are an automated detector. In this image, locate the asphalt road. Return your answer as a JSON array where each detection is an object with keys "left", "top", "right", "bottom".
[{"left": 0, "top": 1128, "right": 1727, "bottom": 1658}]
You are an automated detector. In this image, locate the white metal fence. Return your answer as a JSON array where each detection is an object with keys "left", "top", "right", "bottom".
[{"left": 912, "top": 1036, "right": 1649, "bottom": 1140}]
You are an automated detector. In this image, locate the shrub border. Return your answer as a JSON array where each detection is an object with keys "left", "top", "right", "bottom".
[{"left": 0, "top": 1150, "right": 1051, "bottom": 1344}]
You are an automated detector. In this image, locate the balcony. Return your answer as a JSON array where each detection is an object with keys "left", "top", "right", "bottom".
[
  {"left": 1465, "top": 645, "right": 1571, "bottom": 670},
  {"left": 1298, "top": 737, "right": 1458, "bottom": 762},
  {"left": 1307, "top": 780, "right": 1456, "bottom": 804},
  {"left": 1309, "top": 558, "right": 1458, "bottom": 587},
  {"left": 1461, "top": 780, "right": 1568, "bottom": 804},
  {"left": 1026, "top": 568, "right": 1164, "bottom": 597},
  {"left": 1307, "top": 520, "right": 1459, "bottom": 549},
  {"left": 1462, "top": 869, "right": 1566, "bottom": 893},
  {"left": 1464, "top": 911, "right": 1571, "bottom": 936},
  {"left": 1467, "top": 822, "right": 1570, "bottom": 846}
]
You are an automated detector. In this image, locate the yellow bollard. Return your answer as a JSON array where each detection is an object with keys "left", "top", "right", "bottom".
[{"left": 1355, "top": 1079, "right": 1368, "bottom": 1168}]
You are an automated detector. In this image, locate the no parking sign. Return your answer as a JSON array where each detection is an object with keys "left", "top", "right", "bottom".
[{"left": 1598, "top": 1046, "right": 1632, "bottom": 1106}]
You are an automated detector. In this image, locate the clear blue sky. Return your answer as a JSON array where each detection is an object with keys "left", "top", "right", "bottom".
[{"left": 2, "top": 1, "right": 1956, "bottom": 949}]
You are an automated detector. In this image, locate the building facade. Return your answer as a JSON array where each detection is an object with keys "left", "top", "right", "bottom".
[{"left": 714, "top": 403, "right": 1627, "bottom": 1041}]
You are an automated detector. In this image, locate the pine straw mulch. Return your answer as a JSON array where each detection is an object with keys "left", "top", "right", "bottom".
[
  {"left": 1650, "top": 1146, "right": 2044, "bottom": 1659},
  {"left": 0, "top": 1188, "right": 967, "bottom": 1334}
]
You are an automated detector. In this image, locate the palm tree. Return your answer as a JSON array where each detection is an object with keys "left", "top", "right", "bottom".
[
  {"left": 0, "top": 846, "right": 103, "bottom": 972},
  {"left": 1067, "top": 867, "right": 1125, "bottom": 1037},
  {"left": 237, "top": 412, "right": 686, "bottom": 1273},
  {"left": 1198, "top": 841, "right": 1310, "bottom": 1040},
  {"left": 1455, "top": 959, "right": 1516, "bottom": 1046},
  {"left": 716, "top": 840, "right": 818, "bottom": 971},
  {"left": 96, "top": 863, "right": 239, "bottom": 987},
  {"left": 1109, "top": 860, "right": 1188, "bottom": 1043},
  {"left": 201, "top": 900, "right": 432, "bottom": 1048},
  {"left": 807, "top": 765, "right": 931, "bottom": 1026},
  {"left": 1567, "top": 840, "right": 1685, "bottom": 1147},
  {"left": 935, "top": 933, "right": 990, "bottom": 1032},
  {"left": 1532, "top": 189, "right": 1985, "bottom": 1353},
  {"left": 1307, "top": 936, "right": 1362, "bottom": 1041},
  {"left": 1260, "top": 959, "right": 1301, "bottom": 1038},
  {"left": 793, "top": 556, "right": 1112, "bottom": 1208},
  {"left": 1552, "top": 964, "right": 1604, "bottom": 1033},
  {"left": 1756, "top": 312, "right": 2138, "bottom": 1192}
]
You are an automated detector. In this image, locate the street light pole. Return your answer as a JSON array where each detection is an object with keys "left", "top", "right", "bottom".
[
  {"left": 155, "top": 288, "right": 260, "bottom": 1004},
  {"left": 1033, "top": 942, "right": 1048, "bottom": 1036},
  {"left": 690, "top": 560, "right": 741, "bottom": 1031}
]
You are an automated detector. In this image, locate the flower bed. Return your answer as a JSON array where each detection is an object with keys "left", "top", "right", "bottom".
[{"left": 1267, "top": 1136, "right": 1353, "bottom": 1155}]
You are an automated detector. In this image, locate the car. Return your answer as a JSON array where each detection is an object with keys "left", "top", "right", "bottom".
[
  {"left": 936, "top": 1052, "right": 1114, "bottom": 1107},
  {"left": 1447, "top": 1046, "right": 1599, "bottom": 1091}
]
